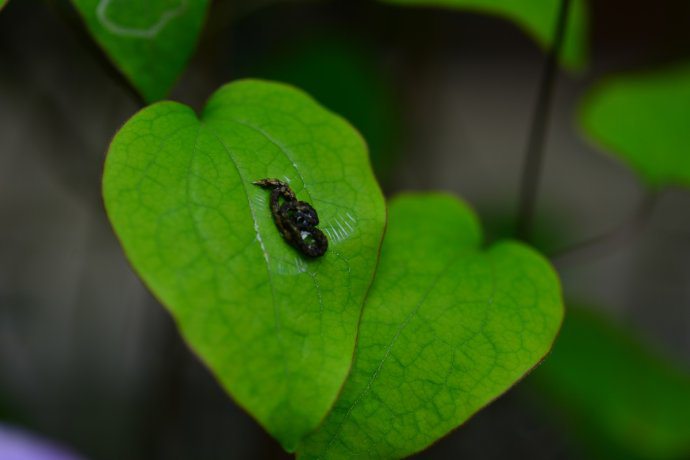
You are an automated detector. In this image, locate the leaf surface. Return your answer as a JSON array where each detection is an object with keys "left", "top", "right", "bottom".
[
  {"left": 530, "top": 307, "right": 690, "bottom": 460},
  {"left": 379, "top": 0, "right": 587, "bottom": 70},
  {"left": 298, "top": 193, "right": 564, "bottom": 458},
  {"left": 71, "top": 0, "right": 210, "bottom": 102},
  {"left": 580, "top": 64, "right": 690, "bottom": 189},
  {"left": 102, "top": 79, "right": 386, "bottom": 450}
]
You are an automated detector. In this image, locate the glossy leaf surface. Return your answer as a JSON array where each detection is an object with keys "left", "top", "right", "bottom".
[
  {"left": 71, "top": 0, "right": 210, "bottom": 102},
  {"left": 580, "top": 65, "right": 690, "bottom": 189},
  {"left": 102, "top": 79, "right": 386, "bottom": 450},
  {"left": 299, "top": 193, "right": 564, "bottom": 458},
  {"left": 380, "top": 0, "right": 588, "bottom": 70}
]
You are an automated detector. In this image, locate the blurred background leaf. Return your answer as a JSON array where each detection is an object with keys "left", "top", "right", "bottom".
[
  {"left": 248, "top": 35, "right": 401, "bottom": 182},
  {"left": 0, "top": 0, "right": 8, "bottom": 12},
  {"left": 379, "top": 0, "right": 588, "bottom": 70},
  {"left": 70, "top": 0, "right": 210, "bottom": 102},
  {"left": 580, "top": 64, "right": 690, "bottom": 189},
  {"left": 529, "top": 306, "right": 690, "bottom": 460}
]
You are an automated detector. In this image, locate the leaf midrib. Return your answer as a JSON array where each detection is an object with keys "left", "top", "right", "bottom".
[
  {"left": 200, "top": 111, "right": 337, "bottom": 429},
  {"left": 200, "top": 124, "right": 290, "bottom": 391}
]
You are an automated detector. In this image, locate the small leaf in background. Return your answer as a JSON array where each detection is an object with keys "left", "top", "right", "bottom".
[
  {"left": 71, "top": 0, "right": 210, "bottom": 102},
  {"left": 379, "top": 0, "right": 588, "bottom": 70},
  {"left": 102, "top": 80, "right": 386, "bottom": 450},
  {"left": 530, "top": 307, "right": 690, "bottom": 459},
  {"left": 250, "top": 36, "right": 401, "bottom": 182},
  {"left": 580, "top": 64, "right": 690, "bottom": 189},
  {"left": 0, "top": 0, "right": 8, "bottom": 12},
  {"left": 298, "top": 193, "right": 564, "bottom": 458}
]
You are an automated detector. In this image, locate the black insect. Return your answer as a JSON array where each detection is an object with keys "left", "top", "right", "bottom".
[{"left": 253, "top": 178, "right": 328, "bottom": 258}]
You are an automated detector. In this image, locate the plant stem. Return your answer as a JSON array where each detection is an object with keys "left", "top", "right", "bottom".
[
  {"left": 550, "top": 191, "right": 659, "bottom": 266},
  {"left": 515, "top": 0, "right": 572, "bottom": 242}
]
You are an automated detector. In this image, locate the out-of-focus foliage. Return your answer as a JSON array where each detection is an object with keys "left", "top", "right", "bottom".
[
  {"left": 102, "top": 80, "right": 386, "bottom": 451},
  {"left": 379, "top": 0, "right": 588, "bottom": 70},
  {"left": 481, "top": 207, "right": 572, "bottom": 255},
  {"left": 0, "top": 0, "right": 8, "bottom": 12},
  {"left": 580, "top": 64, "right": 690, "bottom": 189},
  {"left": 70, "top": 0, "right": 210, "bottom": 102},
  {"left": 299, "top": 193, "right": 564, "bottom": 458},
  {"left": 252, "top": 36, "right": 401, "bottom": 181},
  {"left": 530, "top": 307, "right": 690, "bottom": 459}
]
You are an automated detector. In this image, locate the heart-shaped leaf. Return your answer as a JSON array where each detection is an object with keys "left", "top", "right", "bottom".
[
  {"left": 102, "top": 79, "right": 386, "bottom": 450},
  {"left": 580, "top": 64, "right": 690, "bottom": 189},
  {"left": 298, "top": 193, "right": 564, "bottom": 458},
  {"left": 530, "top": 306, "right": 690, "bottom": 460},
  {"left": 71, "top": 0, "right": 210, "bottom": 102},
  {"left": 379, "top": 0, "right": 588, "bottom": 70}
]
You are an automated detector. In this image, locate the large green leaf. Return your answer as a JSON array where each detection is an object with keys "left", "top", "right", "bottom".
[
  {"left": 102, "top": 79, "right": 386, "bottom": 450},
  {"left": 298, "top": 193, "right": 564, "bottom": 458},
  {"left": 530, "top": 307, "right": 690, "bottom": 459},
  {"left": 379, "top": 0, "right": 587, "bottom": 70},
  {"left": 580, "top": 65, "right": 690, "bottom": 189},
  {"left": 71, "top": 0, "right": 210, "bottom": 102}
]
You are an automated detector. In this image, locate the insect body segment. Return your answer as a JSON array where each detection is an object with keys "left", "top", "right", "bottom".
[{"left": 253, "top": 179, "right": 328, "bottom": 258}]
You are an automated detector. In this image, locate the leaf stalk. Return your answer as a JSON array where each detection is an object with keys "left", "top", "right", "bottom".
[{"left": 515, "top": 0, "right": 572, "bottom": 241}]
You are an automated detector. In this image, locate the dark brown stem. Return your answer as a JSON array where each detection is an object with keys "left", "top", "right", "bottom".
[
  {"left": 515, "top": 0, "right": 572, "bottom": 242},
  {"left": 550, "top": 191, "right": 659, "bottom": 266}
]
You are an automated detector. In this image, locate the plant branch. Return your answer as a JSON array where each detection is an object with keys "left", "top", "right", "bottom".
[
  {"left": 515, "top": 0, "right": 572, "bottom": 242},
  {"left": 550, "top": 191, "right": 659, "bottom": 267}
]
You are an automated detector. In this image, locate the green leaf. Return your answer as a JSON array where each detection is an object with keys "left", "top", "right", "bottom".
[
  {"left": 102, "top": 79, "right": 386, "bottom": 450},
  {"left": 298, "top": 193, "right": 564, "bottom": 458},
  {"left": 530, "top": 307, "right": 690, "bottom": 460},
  {"left": 379, "top": 0, "right": 588, "bottom": 70},
  {"left": 580, "top": 65, "right": 690, "bottom": 189},
  {"left": 71, "top": 0, "right": 210, "bottom": 102},
  {"left": 250, "top": 35, "right": 401, "bottom": 182},
  {"left": 0, "top": 0, "right": 7, "bottom": 12}
]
